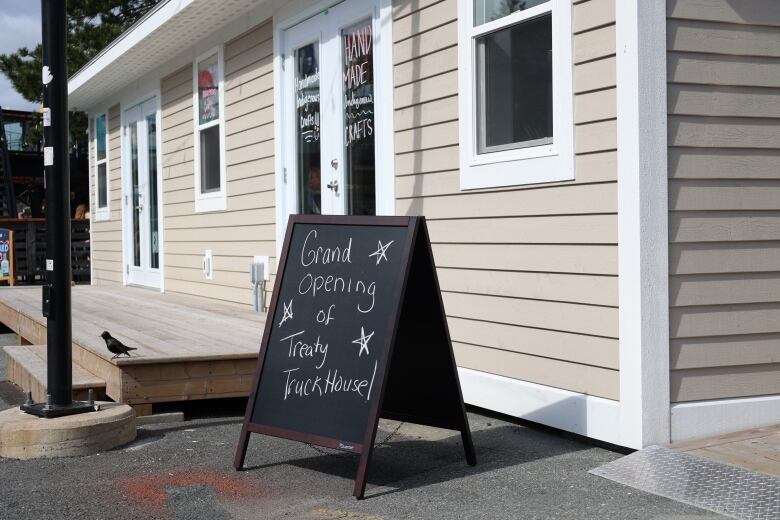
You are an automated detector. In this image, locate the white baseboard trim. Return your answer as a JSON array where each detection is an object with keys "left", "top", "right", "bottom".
[
  {"left": 671, "top": 394, "right": 780, "bottom": 443},
  {"left": 458, "top": 367, "right": 622, "bottom": 446}
]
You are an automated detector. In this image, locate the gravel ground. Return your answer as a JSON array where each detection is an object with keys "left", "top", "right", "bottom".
[{"left": 0, "top": 333, "right": 721, "bottom": 519}]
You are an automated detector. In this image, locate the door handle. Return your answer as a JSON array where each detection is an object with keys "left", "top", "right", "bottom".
[{"left": 326, "top": 180, "right": 339, "bottom": 193}]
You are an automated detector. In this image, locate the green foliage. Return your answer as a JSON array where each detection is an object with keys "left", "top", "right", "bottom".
[
  {"left": 494, "top": 0, "right": 527, "bottom": 19},
  {"left": 0, "top": 0, "right": 161, "bottom": 147},
  {"left": 0, "top": 46, "right": 42, "bottom": 106}
]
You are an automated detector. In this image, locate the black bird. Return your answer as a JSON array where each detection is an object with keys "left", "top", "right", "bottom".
[{"left": 100, "top": 331, "right": 137, "bottom": 359}]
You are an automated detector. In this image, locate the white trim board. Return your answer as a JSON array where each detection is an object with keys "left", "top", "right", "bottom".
[
  {"left": 615, "top": 0, "right": 670, "bottom": 449},
  {"left": 456, "top": 0, "right": 575, "bottom": 190},
  {"left": 671, "top": 395, "right": 780, "bottom": 443},
  {"left": 458, "top": 368, "right": 622, "bottom": 446},
  {"left": 192, "top": 45, "right": 228, "bottom": 214},
  {"left": 92, "top": 110, "right": 111, "bottom": 222}
]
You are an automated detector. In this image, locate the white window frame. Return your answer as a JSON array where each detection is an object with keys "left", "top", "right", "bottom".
[
  {"left": 93, "top": 111, "right": 110, "bottom": 221},
  {"left": 192, "top": 45, "right": 227, "bottom": 213},
  {"left": 457, "top": 0, "right": 574, "bottom": 190}
]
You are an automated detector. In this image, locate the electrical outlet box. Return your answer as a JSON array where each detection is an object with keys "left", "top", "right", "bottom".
[
  {"left": 250, "top": 256, "right": 270, "bottom": 313},
  {"left": 203, "top": 250, "right": 213, "bottom": 280},
  {"left": 252, "top": 256, "right": 270, "bottom": 282}
]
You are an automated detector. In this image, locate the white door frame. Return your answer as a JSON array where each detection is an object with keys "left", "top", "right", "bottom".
[
  {"left": 273, "top": 0, "right": 395, "bottom": 256},
  {"left": 121, "top": 92, "right": 164, "bottom": 290}
]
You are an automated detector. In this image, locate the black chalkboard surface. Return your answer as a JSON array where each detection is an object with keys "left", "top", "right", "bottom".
[{"left": 235, "top": 215, "right": 475, "bottom": 498}]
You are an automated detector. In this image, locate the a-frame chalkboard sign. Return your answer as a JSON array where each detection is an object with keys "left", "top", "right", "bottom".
[{"left": 234, "top": 215, "right": 476, "bottom": 498}]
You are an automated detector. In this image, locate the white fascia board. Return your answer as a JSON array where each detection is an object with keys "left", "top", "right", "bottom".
[
  {"left": 616, "top": 1, "right": 670, "bottom": 449},
  {"left": 69, "top": 0, "right": 196, "bottom": 96},
  {"left": 671, "top": 395, "right": 780, "bottom": 443},
  {"left": 459, "top": 368, "right": 622, "bottom": 446}
]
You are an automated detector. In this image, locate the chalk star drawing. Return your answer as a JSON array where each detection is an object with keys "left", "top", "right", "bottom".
[
  {"left": 279, "top": 299, "right": 294, "bottom": 328},
  {"left": 368, "top": 240, "right": 394, "bottom": 265},
  {"left": 352, "top": 327, "right": 375, "bottom": 357}
]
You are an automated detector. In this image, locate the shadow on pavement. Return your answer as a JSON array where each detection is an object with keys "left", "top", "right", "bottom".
[
  {"left": 243, "top": 423, "right": 588, "bottom": 499},
  {"left": 0, "top": 381, "right": 25, "bottom": 408}
]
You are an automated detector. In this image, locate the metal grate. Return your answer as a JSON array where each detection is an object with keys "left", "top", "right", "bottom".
[{"left": 590, "top": 445, "right": 780, "bottom": 520}]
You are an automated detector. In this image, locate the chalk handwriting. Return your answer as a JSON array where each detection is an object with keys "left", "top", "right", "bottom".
[
  {"left": 368, "top": 240, "right": 394, "bottom": 265},
  {"left": 298, "top": 273, "right": 375, "bottom": 314},
  {"left": 301, "top": 230, "right": 353, "bottom": 267},
  {"left": 271, "top": 226, "right": 401, "bottom": 412},
  {"left": 281, "top": 330, "right": 328, "bottom": 370},
  {"left": 343, "top": 25, "right": 372, "bottom": 67},
  {"left": 345, "top": 118, "right": 373, "bottom": 146},
  {"left": 279, "top": 299, "right": 294, "bottom": 327},
  {"left": 283, "top": 364, "right": 377, "bottom": 401},
  {"left": 316, "top": 304, "right": 336, "bottom": 325},
  {"left": 352, "top": 327, "right": 375, "bottom": 357}
]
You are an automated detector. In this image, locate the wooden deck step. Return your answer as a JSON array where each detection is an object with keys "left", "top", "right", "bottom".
[{"left": 3, "top": 345, "right": 106, "bottom": 403}]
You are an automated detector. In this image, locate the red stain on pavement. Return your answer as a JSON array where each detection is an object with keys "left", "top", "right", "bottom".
[{"left": 118, "top": 469, "right": 256, "bottom": 514}]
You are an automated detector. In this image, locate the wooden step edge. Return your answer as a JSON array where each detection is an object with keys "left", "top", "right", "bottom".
[{"left": 3, "top": 345, "right": 106, "bottom": 403}]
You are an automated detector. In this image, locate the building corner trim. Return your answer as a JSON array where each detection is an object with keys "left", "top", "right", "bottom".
[{"left": 615, "top": 0, "right": 670, "bottom": 449}]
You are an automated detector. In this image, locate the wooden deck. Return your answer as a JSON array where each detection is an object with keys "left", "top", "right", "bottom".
[
  {"left": 670, "top": 424, "right": 780, "bottom": 479},
  {"left": 0, "top": 286, "right": 266, "bottom": 410}
]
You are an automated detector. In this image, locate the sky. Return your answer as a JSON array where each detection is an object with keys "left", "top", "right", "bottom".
[{"left": 0, "top": 0, "right": 41, "bottom": 111}]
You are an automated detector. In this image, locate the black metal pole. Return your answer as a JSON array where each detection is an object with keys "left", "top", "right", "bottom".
[
  {"left": 42, "top": 0, "right": 72, "bottom": 407},
  {"left": 20, "top": 2, "right": 93, "bottom": 418}
]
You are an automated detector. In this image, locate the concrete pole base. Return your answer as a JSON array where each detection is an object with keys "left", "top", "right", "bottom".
[{"left": 0, "top": 402, "right": 136, "bottom": 460}]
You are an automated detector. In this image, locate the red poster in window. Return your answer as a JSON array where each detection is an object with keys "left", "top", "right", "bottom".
[{"left": 198, "top": 55, "right": 220, "bottom": 124}]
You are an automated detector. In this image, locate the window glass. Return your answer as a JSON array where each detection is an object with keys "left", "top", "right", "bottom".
[
  {"left": 96, "top": 114, "right": 107, "bottom": 161},
  {"left": 295, "top": 42, "right": 321, "bottom": 215},
  {"left": 197, "top": 54, "right": 220, "bottom": 125},
  {"left": 97, "top": 163, "right": 107, "bottom": 208},
  {"left": 147, "top": 114, "right": 159, "bottom": 269},
  {"left": 130, "top": 122, "right": 141, "bottom": 267},
  {"left": 477, "top": 13, "right": 552, "bottom": 152},
  {"left": 200, "top": 125, "right": 221, "bottom": 193},
  {"left": 4, "top": 122, "right": 23, "bottom": 151},
  {"left": 342, "top": 19, "right": 376, "bottom": 216},
  {"left": 474, "top": 0, "right": 549, "bottom": 25}
]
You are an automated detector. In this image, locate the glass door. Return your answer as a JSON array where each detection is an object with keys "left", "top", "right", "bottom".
[
  {"left": 123, "top": 97, "right": 161, "bottom": 288},
  {"left": 282, "top": 0, "right": 381, "bottom": 218}
]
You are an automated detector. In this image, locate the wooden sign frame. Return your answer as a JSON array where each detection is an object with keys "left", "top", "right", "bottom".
[{"left": 234, "top": 215, "right": 476, "bottom": 498}]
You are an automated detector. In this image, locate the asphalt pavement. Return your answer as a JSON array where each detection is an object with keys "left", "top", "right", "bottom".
[{"left": 0, "top": 334, "right": 721, "bottom": 519}]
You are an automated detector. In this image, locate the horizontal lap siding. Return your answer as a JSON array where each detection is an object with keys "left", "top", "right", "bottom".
[
  {"left": 90, "top": 104, "right": 123, "bottom": 285},
  {"left": 667, "top": 0, "right": 780, "bottom": 402},
  {"left": 160, "top": 19, "right": 276, "bottom": 306},
  {"left": 392, "top": 0, "right": 619, "bottom": 399}
]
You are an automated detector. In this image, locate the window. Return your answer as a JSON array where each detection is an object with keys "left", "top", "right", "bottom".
[
  {"left": 458, "top": 0, "right": 574, "bottom": 189},
  {"left": 94, "top": 113, "right": 110, "bottom": 220},
  {"left": 193, "top": 47, "right": 226, "bottom": 212}
]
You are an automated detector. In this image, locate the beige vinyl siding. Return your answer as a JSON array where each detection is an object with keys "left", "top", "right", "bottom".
[
  {"left": 667, "top": 0, "right": 780, "bottom": 402},
  {"left": 161, "top": 19, "right": 276, "bottom": 306},
  {"left": 90, "top": 104, "right": 123, "bottom": 285},
  {"left": 392, "top": 0, "right": 619, "bottom": 399}
]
